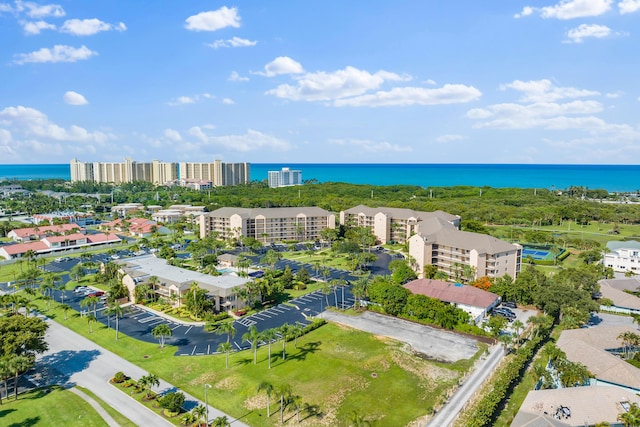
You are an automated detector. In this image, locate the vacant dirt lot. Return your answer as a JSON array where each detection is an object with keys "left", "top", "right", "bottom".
[{"left": 320, "top": 311, "right": 478, "bottom": 362}]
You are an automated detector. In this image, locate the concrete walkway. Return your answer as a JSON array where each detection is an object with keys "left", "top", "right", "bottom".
[
  {"left": 69, "top": 387, "right": 120, "bottom": 427},
  {"left": 37, "top": 315, "right": 250, "bottom": 427},
  {"left": 427, "top": 344, "right": 505, "bottom": 426}
]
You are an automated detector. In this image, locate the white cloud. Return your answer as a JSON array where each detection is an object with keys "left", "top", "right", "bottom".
[
  {"left": 167, "top": 93, "right": 214, "bottom": 106},
  {"left": 208, "top": 36, "right": 256, "bottom": 49},
  {"left": 514, "top": 6, "right": 535, "bottom": 18},
  {"left": 517, "top": 0, "right": 613, "bottom": 19},
  {"left": 60, "top": 18, "right": 126, "bottom": 36},
  {"left": 228, "top": 71, "right": 249, "bottom": 82},
  {"left": 63, "top": 91, "right": 88, "bottom": 105},
  {"left": 334, "top": 84, "right": 482, "bottom": 107},
  {"left": 605, "top": 91, "right": 623, "bottom": 98},
  {"left": 13, "top": 44, "right": 97, "bottom": 64},
  {"left": 500, "top": 79, "right": 599, "bottom": 102},
  {"left": 619, "top": 0, "right": 640, "bottom": 13},
  {"left": 564, "top": 23, "right": 612, "bottom": 42},
  {"left": 329, "top": 138, "right": 413, "bottom": 153},
  {"left": 222, "top": 98, "right": 235, "bottom": 105},
  {"left": 21, "top": 1, "right": 65, "bottom": 18},
  {"left": 164, "top": 129, "right": 182, "bottom": 142},
  {"left": 255, "top": 56, "right": 304, "bottom": 77},
  {"left": 185, "top": 6, "right": 240, "bottom": 31},
  {"left": 21, "top": 20, "right": 55, "bottom": 34},
  {"left": 436, "top": 134, "right": 465, "bottom": 143},
  {"left": 0, "top": 105, "right": 111, "bottom": 142},
  {"left": 468, "top": 100, "right": 604, "bottom": 129},
  {"left": 266, "top": 65, "right": 409, "bottom": 102},
  {"left": 187, "top": 127, "right": 291, "bottom": 152}
]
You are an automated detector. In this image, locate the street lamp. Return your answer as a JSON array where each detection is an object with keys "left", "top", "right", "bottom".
[{"left": 204, "top": 383, "right": 212, "bottom": 426}]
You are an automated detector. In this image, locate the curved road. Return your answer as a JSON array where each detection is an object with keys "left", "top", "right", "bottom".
[{"left": 37, "top": 314, "right": 249, "bottom": 426}]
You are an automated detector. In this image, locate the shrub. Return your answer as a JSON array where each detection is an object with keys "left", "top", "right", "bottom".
[
  {"left": 158, "top": 391, "right": 185, "bottom": 413},
  {"left": 121, "top": 379, "right": 136, "bottom": 388},
  {"left": 112, "top": 371, "right": 128, "bottom": 383}
]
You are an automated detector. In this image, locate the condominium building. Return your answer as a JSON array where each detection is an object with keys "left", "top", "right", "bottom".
[
  {"left": 178, "top": 160, "right": 250, "bottom": 187},
  {"left": 604, "top": 240, "right": 640, "bottom": 273},
  {"left": 200, "top": 206, "right": 335, "bottom": 243},
  {"left": 268, "top": 167, "right": 302, "bottom": 188},
  {"left": 408, "top": 216, "right": 521, "bottom": 282},
  {"left": 339, "top": 205, "right": 461, "bottom": 244},
  {"left": 70, "top": 158, "right": 178, "bottom": 185}
]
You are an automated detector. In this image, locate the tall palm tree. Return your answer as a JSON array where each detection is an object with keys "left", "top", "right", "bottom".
[
  {"left": 86, "top": 314, "right": 97, "bottom": 333},
  {"left": 138, "top": 373, "right": 160, "bottom": 399},
  {"left": 106, "top": 304, "right": 124, "bottom": 340},
  {"left": 215, "top": 322, "right": 236, "bottom": 344},
  {"left": 217, "top": 342, "right": 233, "bottom": 368},
  {"left": 152, "top": 324, "right": 173, "bottom": 348},
  {"left": 81, "top": 295, "right": 100, "bottom": 317},
  {"left": 60, "top": 303, "right": 71, "bottom": 320},
  {"left": 257, "top": 381, "right": 275, "bottom": 417},
  {"left": 262, "top": 328, "right": 277, "bottom": 369},
  {"left": 279, "top": 323, "right": 291, "bottom": 360},
  {"left": 8, "top": 355, "right": 32, "bottom": 400},
  {"left": 278, "top": 384, "right": 292, "bottom": 425},
  {"left": 242, "top": 325, "right": 261, "bottom": 364},
  {"left": 289, "top": 323, "right": 304, "bottom": 349}
]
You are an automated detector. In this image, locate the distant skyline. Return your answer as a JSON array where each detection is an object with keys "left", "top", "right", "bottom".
[{"left": 1, "top": 1, "right": 639, "bottom": 164}]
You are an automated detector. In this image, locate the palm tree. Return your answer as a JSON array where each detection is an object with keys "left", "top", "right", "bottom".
[
  {"left": 192, "top": 404, "right": 207, "bottom": 426},
  {"left": 242, "top": 325, "right": 261, "bottom": 364},
  {"left": 279, "top": 323, "right": 291, "bottom": 360},
  {"left": 257, "top": 381, "right": 275, "bottom": 417},
  {"left": 618, "top": 402, "right": 640, "bottom": 426},
  {"left": 60, "top": 303, "right": 71, "bottom": 320},
  {"left": 138, "top": 373, "right": 160, "bottom": 399},
  {"left": 81, "top": 295, "right": 100, "bottom": 317},
  {"left": 8, "top": 355, "right": 32, "bottom": 400},
  {"left": 180, "top": 412, "right": 196, "bottom": 426},
  {"left": 217, "top": 342, "right": 233, "bottom": 368},
  {"left": 0, "top": 358, "right": 10, "bottom": 405},
  {"left": 86, "top": 314, "right": 97, "bottom": 333},
  {"left": 152, "top": 324, "right": 173, "bottom": 348},
  {"left": 106, "top": 304, "right": 124, "bottom": 340},
  {"left": 290, "top": 323, "right": 304, "bottom": 349},
  {"left": 290, "top": 394, "right": 306, "bottom": 424},
  {"left": 215, "top": 321, "right": 236, "bottom": 344},
  {"left": 211, "top": 416, "right": 230, "bottom": 427},
  {"left": 278, "top": 384, "right": 292, "bottom": 425},
  {"left": 262, "top": 328, "right": 277, "bottom": 369},
  {"left": 330, "top": 279, "right": 342, "bottom": 309}
]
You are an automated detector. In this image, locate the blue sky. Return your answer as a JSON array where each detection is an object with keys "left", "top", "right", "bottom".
[{"left": 1, "top": 0, "right": 639, "bottom": 165}]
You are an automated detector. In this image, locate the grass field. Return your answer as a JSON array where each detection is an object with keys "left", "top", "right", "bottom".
[
  {"left": 0, "top": 386, "right": 110, "bottom": 426},
  {"left": 33, "top": 298, "right": 478, "bottom": 427},
  {"left": 76, "top": 386, "right": 137, "bottom": 427}
]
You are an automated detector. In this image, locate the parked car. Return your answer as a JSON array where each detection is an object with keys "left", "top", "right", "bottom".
[
  {"left": 501, "top": 301, "right": 517, "bottom": 309},
  {"left": 55, "top": 257, "right": 63, "bottom": 263}
]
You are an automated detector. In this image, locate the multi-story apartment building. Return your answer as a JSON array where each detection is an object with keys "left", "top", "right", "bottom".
[
  {"left": 70, "top": 158, "right": 178, "bottom": 185},
  {"left": 200, "top": 207, "right": 335, "bottom": 243},
  {"left": 339, "top": 205, "right": 461, "bottom": 244},
  {"left": 268, "top": 167, "right": 302, "bottom": 188},
  {"left": 409, "top": 216, "right": 521, "bottom": 282},
  {"left": 604, "top": 241, "right": 640, "bottom": 273},
  {"left": 178, "top": 160, "right": 250, "bottom": 186}
]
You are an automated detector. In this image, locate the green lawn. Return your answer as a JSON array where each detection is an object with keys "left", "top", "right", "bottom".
[
  {"left": 0, "top": 386, "right": 110, "bottom": 426},
  {"left": 76, "top": 386, "right": 138, "bottom": 427},
  {"left": 34, "top": 298, "right": 476, "bottom": 427}
]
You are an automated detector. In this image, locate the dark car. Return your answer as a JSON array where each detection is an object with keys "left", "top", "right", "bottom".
[{"left": 501, "top": 301, "right": 517, "bottom": 309}]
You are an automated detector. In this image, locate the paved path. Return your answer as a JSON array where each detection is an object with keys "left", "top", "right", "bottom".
[
  {"left": 37, "top": 315, "right": 250, "bottom": 427},
  {"left": 68, "top": 387, "right": 120, "bottom": 427},
  {"left": 427, "top": 344, "right": 505, "bottom": 427}
]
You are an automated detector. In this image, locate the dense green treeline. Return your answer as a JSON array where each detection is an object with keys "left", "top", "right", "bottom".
[{"left": 4, "top": 180, "right": 640, "bottom": 226}]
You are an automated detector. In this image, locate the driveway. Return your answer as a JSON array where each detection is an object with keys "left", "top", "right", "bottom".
[
  {"left": 36, "top": 314, "right": 249, "bottom": 426},
  {"left": 319, "top": 310, "right": 478, "bottom": 363}
]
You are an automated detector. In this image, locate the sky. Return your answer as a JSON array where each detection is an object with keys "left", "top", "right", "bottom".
[{"left": 1, "top": 0, "right": 639, "bottom": 165}]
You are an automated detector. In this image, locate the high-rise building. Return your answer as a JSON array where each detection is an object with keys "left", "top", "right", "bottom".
[
  {"left": 268, "top": 167, "right": 302, "bottom": 188},
  {"left": 69, "top": 158, "right": 178, "bottom": 184},
  {"left": 179, "top": 160, "right": 250, "bottom": 186}
]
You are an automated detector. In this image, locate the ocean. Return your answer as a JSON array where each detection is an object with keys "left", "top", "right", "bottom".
[{"left": 1, "top": 163, "right": 639, "bottom": 192}]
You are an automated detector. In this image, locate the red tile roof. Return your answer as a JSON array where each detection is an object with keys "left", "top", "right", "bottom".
[
  {"left": 404, "top": 278, "right": 499, "bottom": 309},
  {"left": 2, "top": 241, "right": 48, "bottom": 255},
  {"left": 9, "top": 223, "right": 81, "bottom": 239}
]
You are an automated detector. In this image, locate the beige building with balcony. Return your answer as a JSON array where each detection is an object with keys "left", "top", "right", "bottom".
[
  {"left": 178, "top": 160, "right": 250, "bottom": 187},
  {"left": 339, "top": 205, "right": 461, "bottom": 244},
  {"left": 408, "top": 216, "right": 521, "bottom": 282},
  {"left": 200, "top": 206, "right": 335, "bottom": 243}
]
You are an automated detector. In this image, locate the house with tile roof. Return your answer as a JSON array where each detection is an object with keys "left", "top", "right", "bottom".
[
  {"left": 0, "top": 232, "right": 121, "bottom": 260},
  {"left": 403, "top": 278, "right": 500, "bottom": 323},
  {"left": 8, "top": 223, "right": 82, "bottom": 242}
]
